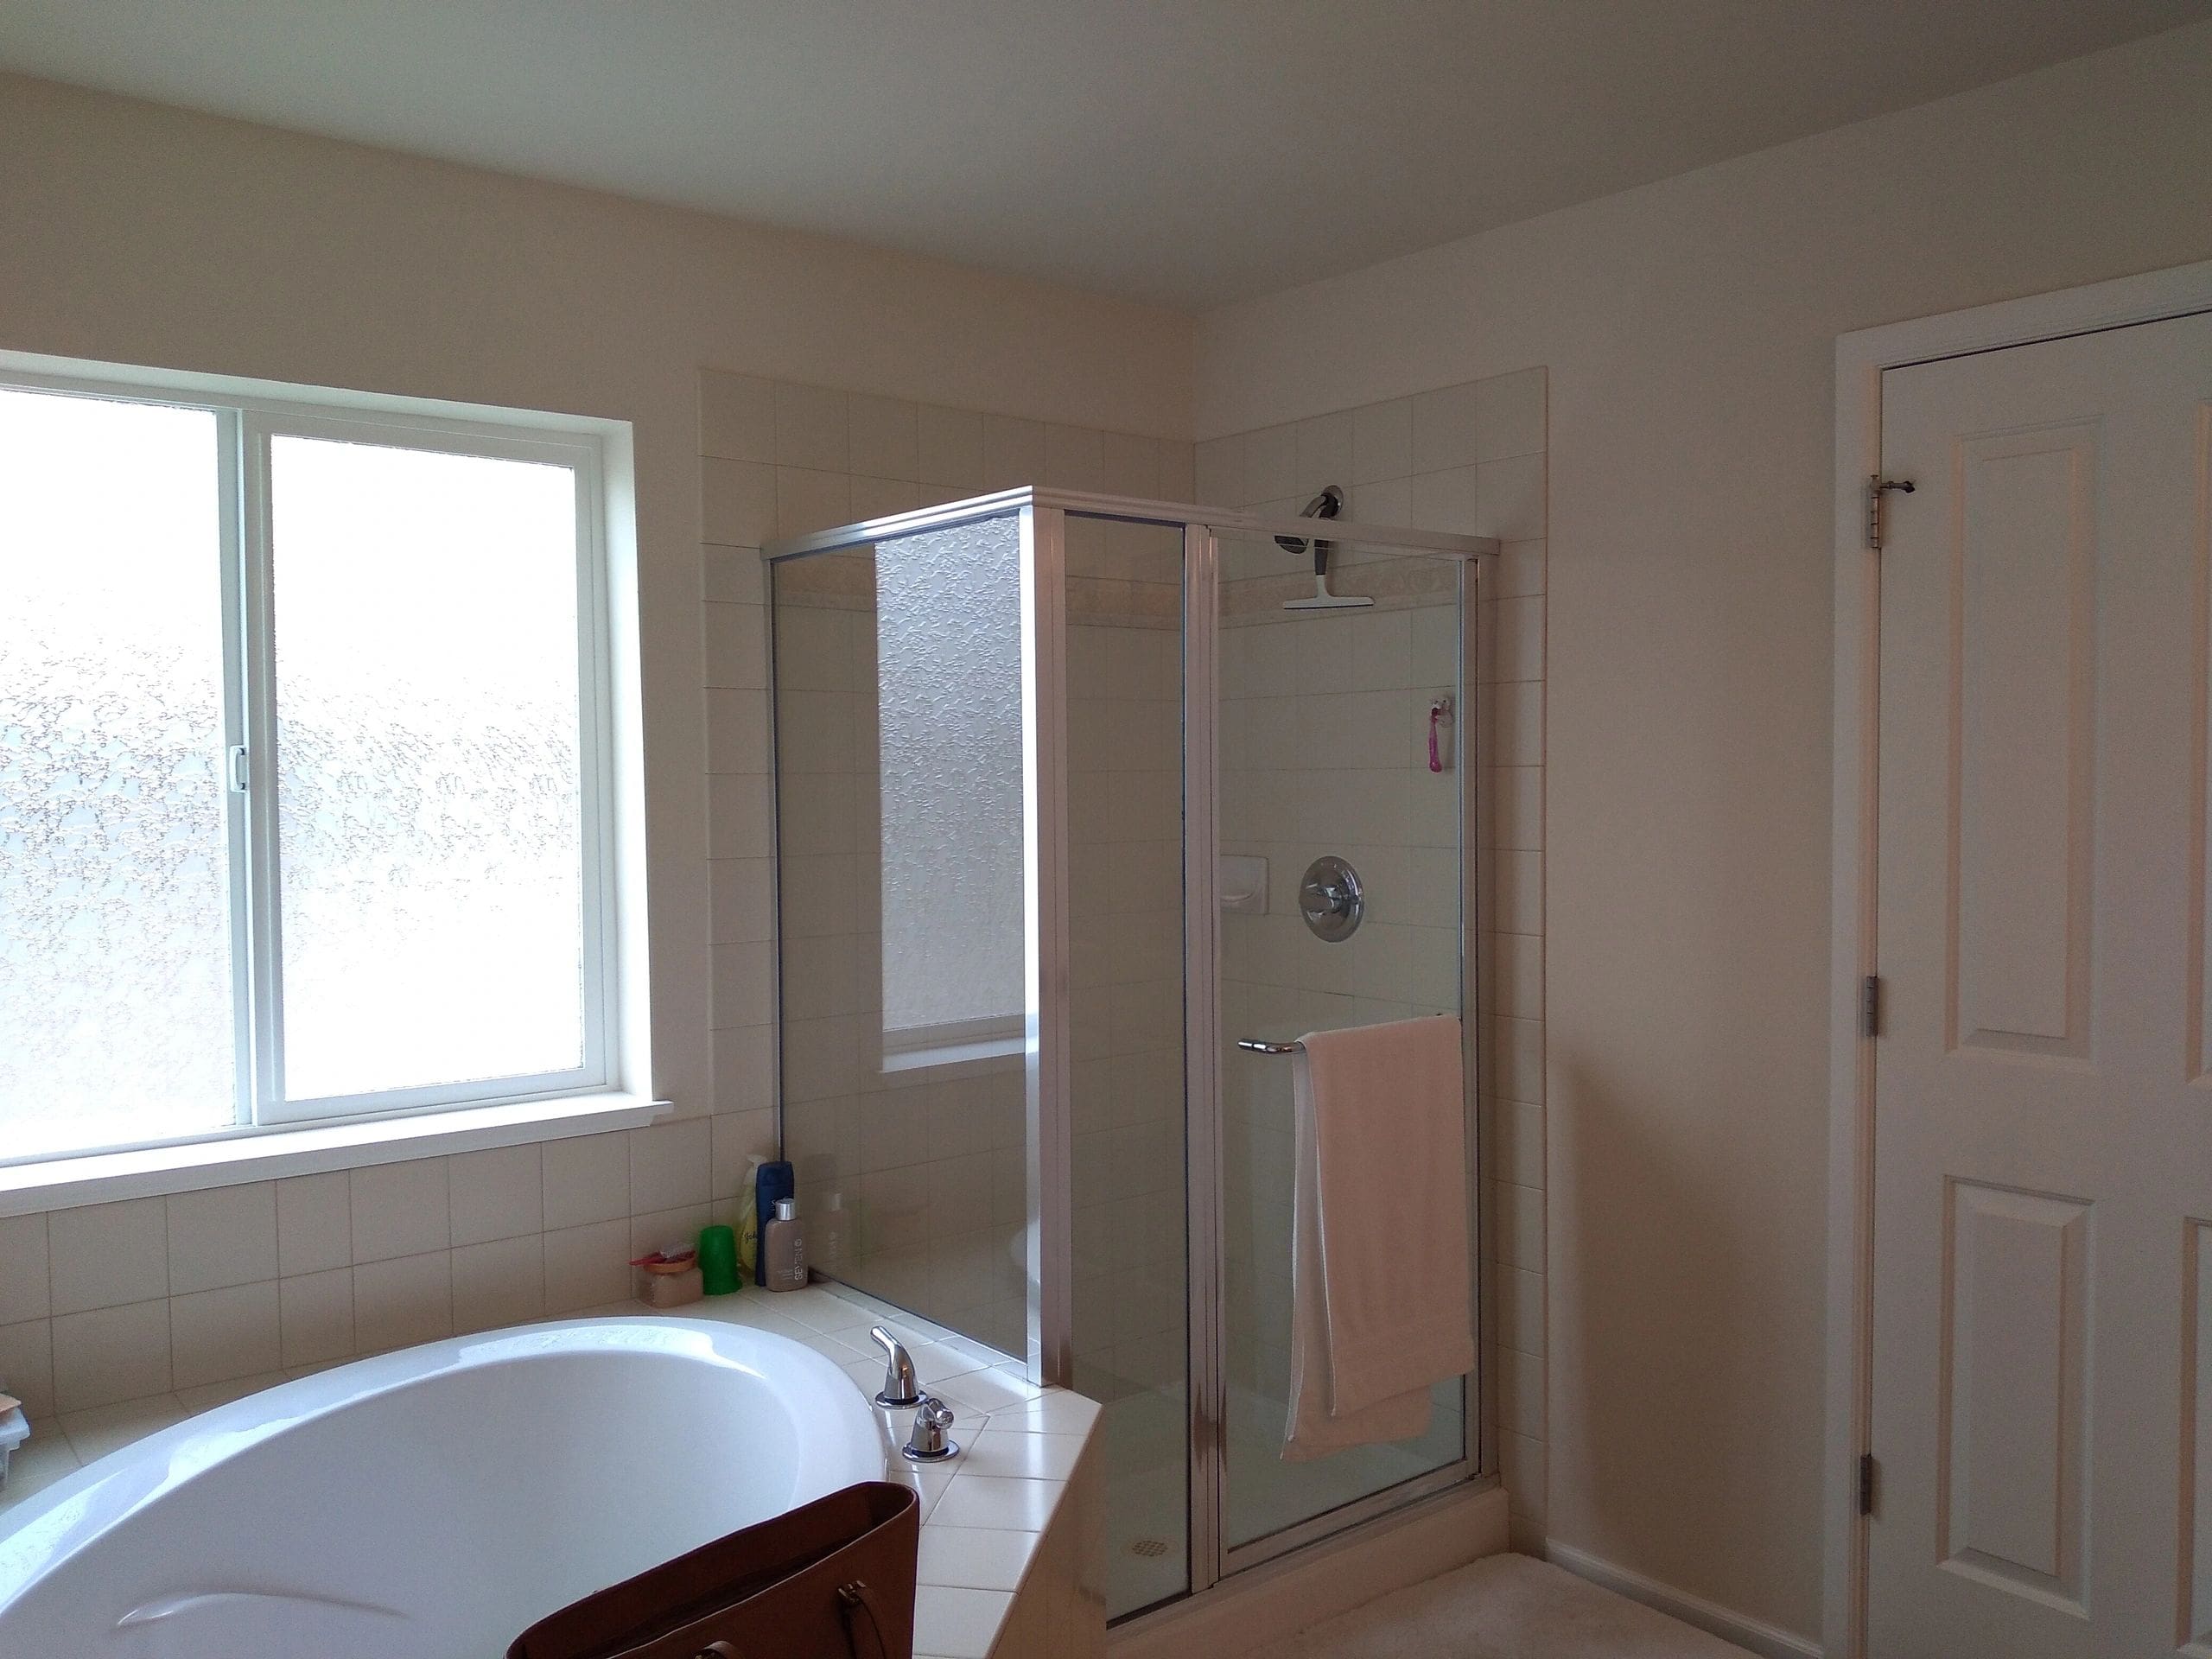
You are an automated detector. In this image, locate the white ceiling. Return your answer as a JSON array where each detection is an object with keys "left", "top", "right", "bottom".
[{"left": 2, "top": 2, "right": 2205, "bottom": 308}]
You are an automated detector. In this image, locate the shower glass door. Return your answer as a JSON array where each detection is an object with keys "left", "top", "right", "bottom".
[
  {"left": 1208, "top": 527, "right": 1475, "bottom": 1562},
  {"left": 1062, "top": 512, "right": 1192, "bottom": 1619}
]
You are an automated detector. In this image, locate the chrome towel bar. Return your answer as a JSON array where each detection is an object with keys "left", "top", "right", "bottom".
[{"left": 1235, "top": 1039, "right": 1304, "bottom": 1055}]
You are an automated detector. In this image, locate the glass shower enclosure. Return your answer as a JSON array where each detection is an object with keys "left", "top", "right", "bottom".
[{"left": 765, "top": 487, "right": 1495, "bottom": 1621}]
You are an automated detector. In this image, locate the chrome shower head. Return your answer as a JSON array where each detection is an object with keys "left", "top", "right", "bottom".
[
  {"left": 1274, "top": 484, "right": 1371, "bottom": 610},
  {"left": 1274, "top": 485, "right": 1343, "bottom": 555}
]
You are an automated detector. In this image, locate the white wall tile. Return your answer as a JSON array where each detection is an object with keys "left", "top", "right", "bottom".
[
  {"left": 706, "top": 687, "right": 769, "bottom": 772},
  {"left": 1408, "top": 466, "right": 1480, "bottom": 533},
  {"left": 1503, "top": 1427, "right": 1547, "bottom": 1522},
  {"left": 170, "top": 1281, "right": 281, "bottom": 1390},
  {"left": 1351, "top": 475, "right": 1411, "bottom": 524},
  {"left": 1494, "top": 1098, "right": 1546, "bottom": 1189},
  {"left": 1488, "top": 594, "right": 1544, "bottom": 683},
  {"left": 1474, "top": 369, "right": 1546, "bottom": 462},
  {"left": 703, "top": 605, "right": 768, "bottom": 691},
  {"left": 353, "top": 1252, "right": 452, "bottom": 1353},
  {"left": 0, "top": 1317, "right": 54, "bottom": 1418},
  {"left": 712, "top": 941, "right": 774, "bottom": 1030},
  {"left": 630, "top": 1119, "right": 713, "bottom": 1213},
  {"left": 1351, "top": 397, "right": 1413, "bottom": 484},
  {"left": 1491, "top": 848, "right": 1542, "bottom": 937},
  {"left": 279, "top": 1269, "right": 353, "bottom": 1367},
  {"left": 709, "top": 773, "right": 773, "bottom": 860},
  {"left": 703, "top": 545, "right": 766, "bottom": 605},
  {"left": 917, "top": 405, "right": 984, "bottom": 489},
  {"left": 774, "top": 382, "right": 848, "bottom": 473},
  {"left": 448, "top": 1144, "right": 543, "bottom": 1247},
  {"left": 1498, "top": 1343, "right": 1545, "bottom": 1437},
  {"left": 1158, "top": 440, "right": 1196, "bottom": 502},
  {"left": 849, "top": 474, "right": 919, "bottom": 522},
  {"left": 1495, "top": 1185, "right": 1548, "bottom": 1274},
  {"left": 700, "top": 371, "right": 775, "bottom": 464},
  {"left": 1192, "top": 434, "right": 1243, "bottom": 506},
  {"left": 1043, "top": 424, "right": 1105, "bottom": 491},
  {"left": 51, "top": 1299, "right": 169, "bottom": 1411},
  {"left": 544, "top": 1219, "right": 629, "bottom": 1313},
  {"left": 702, "top": 458, "right": 778, "bottom": 547},
  {"left": 710, "top": 858, "right": 774, "bottom": 946},
  {"left": 1497, "top": 1263, "right": 1545, "bottom": 1356},
  {"left": 1293, "top": 410, "right": 1353, "bottom": 496},
  {"left": 166, "top": 1184, "right": 277, "bottom": 1295},
  {"left": 49, "top": 1198, "right": 168, "bottom": 1315},
  {"left": 453, "top": 1235, "right": 544, "bottom": 1332},
  {"left": 1243, "top": 424, "right": 1296, "bottom": 502},
  {"left": 275, "top": 1172, "right": 351, "bottom": 1276},
  {"left": 542, "top": 1133, "right": 631, "bottom": 1230},
  {"left": 0, "top": 1213, "right": 49, "bottom": 1324},
  {"left": 1491, "top": 539, "right": 1546, "bottom": 599},
  {"left": 1410, "top": 381, "right": 1479, "bottom": 474},
  {"left": 350, "top": 1160, "right": 450, "bottom": 1264},
  {"left": 712, "top": 1027, "right": 777, "bottom": 1116},
  {"left": 712, "top": 1111, "right": 779, "bottom": 1198},
  {"left": 1476, "top": 452, "right": 1546, "bottom": 541},
  {"left": 775, "top": 467, "right": 852, "bottom": 539},
  {"left": 1488, "top": 1015, "right": 1545, "bottom": 1106},
  {"left": 848, "top": 395, "right": 919, "bottom": 481},
  {"left": 1098, "top": 431, "right": 1160, "bottom": 498},
  {"left": 981, "top": 416, "right": 1046, "bottom": 491}
]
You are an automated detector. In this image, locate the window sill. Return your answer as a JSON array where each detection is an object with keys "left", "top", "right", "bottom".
[{"left": 0, "top": 1091, "right": 670, "bottom": 1217}]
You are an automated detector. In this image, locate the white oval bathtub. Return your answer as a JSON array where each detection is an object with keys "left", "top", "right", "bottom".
[{"left": 0, "top": 1317, "right": 885, "bottom": 1657}]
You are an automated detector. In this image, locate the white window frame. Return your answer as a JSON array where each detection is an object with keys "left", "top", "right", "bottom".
[{"left": 0, "top": 358, "right": 641, "bottom": 1183}]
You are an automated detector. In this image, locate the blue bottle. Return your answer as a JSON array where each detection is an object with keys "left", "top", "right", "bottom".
[{"left": 753, "top": 1160, "right": 794, "bottom": 1287}]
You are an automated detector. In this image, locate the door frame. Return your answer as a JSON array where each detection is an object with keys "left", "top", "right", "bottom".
[{"left": 1825, "top": 257, "right": 2212, "bottom": 1658}]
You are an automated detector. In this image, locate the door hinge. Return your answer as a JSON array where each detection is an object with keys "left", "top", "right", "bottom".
[
  {"left": 1860, "top": 974, "right": 1880, "bottom": 1039},
  {"left": 1858, "top": 1452, "right": 1878, "bottom": 1517},
  {"left": 227, "top": 745, "right": 251, "bottom": 793},
  {"left": 1866, "top": 475, "right": 1916, "bottom": 550}
]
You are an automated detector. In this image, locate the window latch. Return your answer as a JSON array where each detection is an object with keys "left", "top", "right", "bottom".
[{"left": 227, "top": 745, "right": 251, "bottom": 793}]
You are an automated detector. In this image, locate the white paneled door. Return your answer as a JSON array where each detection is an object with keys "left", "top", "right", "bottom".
[{"left": 1871, "top": 311, "right": 2212, "bottom": 1656}]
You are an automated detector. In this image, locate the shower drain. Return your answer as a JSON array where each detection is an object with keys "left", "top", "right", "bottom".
[{"left": 1126, "top": 1538, "right": 1173, "bottom": 1560}]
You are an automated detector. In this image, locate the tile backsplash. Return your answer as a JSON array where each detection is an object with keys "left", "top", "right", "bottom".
[{"left": 0, "top": 1117, "right": 773, "bottom": 1419}]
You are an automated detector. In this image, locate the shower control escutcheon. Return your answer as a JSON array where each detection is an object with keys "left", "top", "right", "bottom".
[{"left": 1299, "top": 855, "right": 1364, "bottom": 942}]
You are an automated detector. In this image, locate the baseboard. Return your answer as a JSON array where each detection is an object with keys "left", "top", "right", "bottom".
[
  {"left": 1110, "top": 1481, "right": 1510, "bottom": 1659},
  {"left": 1542, "top": 1541, "right": 1822, "bottom": 1659}
]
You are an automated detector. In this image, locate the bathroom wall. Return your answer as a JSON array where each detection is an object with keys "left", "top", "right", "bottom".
[
  {"left": 708, "top": 372, "right": 1197, "bottom": 1362},
  {"left": 1197, "top": 372, "right": 1548, "bottom": 1543},
  {"left": 0, "top": 71, "right": 1191, "bottom": 1428},
  {"left": 1195, "top": 20, "right": 2212, "bottom": 1644}
]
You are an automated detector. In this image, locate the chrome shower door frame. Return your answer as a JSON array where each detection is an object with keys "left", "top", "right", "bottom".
[{"left": 765, "top": 486, "right": 1496, "bottom": 1611}]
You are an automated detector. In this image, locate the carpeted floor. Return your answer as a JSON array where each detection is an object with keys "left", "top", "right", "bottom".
[{"left": 1273, "top": 1554, "right": 1755, "bottom": 1658}]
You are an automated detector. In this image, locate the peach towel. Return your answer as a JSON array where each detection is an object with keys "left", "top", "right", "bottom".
[{"left": 1284, "top": 1015, "right": 1476, "bottom": 1461}]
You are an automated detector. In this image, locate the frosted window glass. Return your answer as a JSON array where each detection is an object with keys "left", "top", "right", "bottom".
[
  {"left": 875, "top": 518, "right": 1023, "bottom": 1034},
  {"left": 270, "top": 436, "right": 585, "bottom": 1101},
  {"left": 0, "top": 388, "right": 236, "bottom": 1154}
]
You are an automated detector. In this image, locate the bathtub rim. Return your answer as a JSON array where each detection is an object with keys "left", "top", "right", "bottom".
[{"left": 0, "top": 1315, "right": 884, "bottom": 1613}]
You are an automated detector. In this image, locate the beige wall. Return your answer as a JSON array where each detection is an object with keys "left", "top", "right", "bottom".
[{"left": 1196, "top": 22, "right": 2212, "bottom": 1642}]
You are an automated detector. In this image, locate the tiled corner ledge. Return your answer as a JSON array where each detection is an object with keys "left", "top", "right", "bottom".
[{"left": 0, "top": 1281, "right": 1104, "bottom": 1659}]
